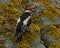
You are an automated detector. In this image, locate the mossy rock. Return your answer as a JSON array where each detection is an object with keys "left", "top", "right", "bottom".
[{"left": 49, "top": 43, "right": 60, "bottom": 48}]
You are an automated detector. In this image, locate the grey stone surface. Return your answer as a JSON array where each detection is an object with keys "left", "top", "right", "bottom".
[
  {"left": 49, "top": 0, "right": 60, "bottom": 8},
  {"left": 40, "top": 16, "right": 60, "bottom": 25},
  {"left": 0, "top": 0, "right": 11, "bottom": 4},
  {"left": 4, "top": 39, "right": 16, "bottom": 48},
  {"left": 0, "top": 35, "right": 5, "bottom": 40},
  {"left": 41, "top": 26, "right": 60, "bottom": 44},
  {"left": 32, "top": 41, "right": 45, "bottom": 48},
  {"left": 0, "top": 35, "right": 16, "bottom": 48},
  {"left": 31, "top": 38, "right": 46, "bottom": 48}
]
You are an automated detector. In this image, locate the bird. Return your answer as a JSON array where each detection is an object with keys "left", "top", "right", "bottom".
[{"left": 15, "top": 7, "right": 34, "bottom": 42}]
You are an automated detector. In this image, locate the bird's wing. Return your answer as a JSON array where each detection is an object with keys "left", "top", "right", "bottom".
[{"left": 23, "top": 16, "right": 31, "bottom": 25}]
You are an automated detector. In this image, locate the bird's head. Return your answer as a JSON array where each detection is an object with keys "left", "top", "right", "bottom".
[{"left": 25, "top": 6, "right": 35, "bottom": 13}]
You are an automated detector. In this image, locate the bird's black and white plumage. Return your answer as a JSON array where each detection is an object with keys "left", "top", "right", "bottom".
[{"left": 15, "top": 9, "right": 33, "bottom": 42}]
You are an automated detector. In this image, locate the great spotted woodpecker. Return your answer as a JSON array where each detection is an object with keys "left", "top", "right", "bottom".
[{"left": 15, "top": 7, "right": 34, "bottom": 42}]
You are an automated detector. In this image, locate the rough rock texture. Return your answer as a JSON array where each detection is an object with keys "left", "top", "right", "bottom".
[{"left": 0, "top": 0, "right": 60, "bottom": 48}]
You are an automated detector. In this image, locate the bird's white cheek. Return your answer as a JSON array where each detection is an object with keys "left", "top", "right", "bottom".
[
  {"left": 25, "top": 10, "right": 31, "bottom": 13},
  {"left": 23, "top": 16, "right": 31, "bottom": 25}
]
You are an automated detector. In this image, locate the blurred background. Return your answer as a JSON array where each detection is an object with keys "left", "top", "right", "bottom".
[{"left": 0, "top": 0, "right": 60, "bottom": 48}]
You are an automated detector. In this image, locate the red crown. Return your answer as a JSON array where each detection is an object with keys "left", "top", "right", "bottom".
[{"left": 27, "top": 7, "right": 34, "bottom": 11}]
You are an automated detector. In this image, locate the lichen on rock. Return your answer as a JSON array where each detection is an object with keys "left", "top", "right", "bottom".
[{"left": 0, "top": 0, "right": 60, "bottom": 48}]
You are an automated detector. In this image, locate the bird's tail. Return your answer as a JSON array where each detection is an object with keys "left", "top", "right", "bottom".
[
  {"left": 16, "top": 35, "right": 22, "bottom": 43},
  {"left": 16, "top": 31, "right": 24, "bottom": 43}
]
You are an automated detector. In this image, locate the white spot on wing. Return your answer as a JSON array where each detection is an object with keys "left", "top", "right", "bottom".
[
  {"left": 16, "top": 18, "right": 20, "bottom": 26},
  {"left": 17, "top": 18, "right": 20, "bottom": 23},
  {"left": 23, "top": 16, "right": 31, "bottom": 25}
]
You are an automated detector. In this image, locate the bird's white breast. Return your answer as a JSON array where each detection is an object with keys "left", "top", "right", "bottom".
[{"left": 23, "top": 16, "right": 31, "bottom": 25}]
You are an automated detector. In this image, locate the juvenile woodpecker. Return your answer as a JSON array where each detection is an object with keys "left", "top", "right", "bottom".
[{"left": 15, "top": 7, "right": 34, "bottom": 42}]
